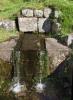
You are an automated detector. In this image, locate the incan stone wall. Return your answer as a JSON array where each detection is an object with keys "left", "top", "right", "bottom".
[
  {"left": 18, "top": 7, "right": 61, "bottom": 33},
  {"left": 0, "top": 7, "right": 61, "bottom": 33}
]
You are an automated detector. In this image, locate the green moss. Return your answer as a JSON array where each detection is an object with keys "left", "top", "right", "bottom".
[
  {"left": 0, "top": 59, "right": 12, "bottom": 78},
  {"left": 0, "top": 59, "right": 12, "bottom": 93}
]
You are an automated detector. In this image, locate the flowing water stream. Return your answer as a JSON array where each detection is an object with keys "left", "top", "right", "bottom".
[
  {"left": 0, "top": 34, "right": 71, "bottom": 100},
  {"left": 8, "top": 49, "right": 49, "bottom": 100},
  {"left": 9, "top": 51, "right": 27, "bottom": 95},
  {"left": 8, "top": 34, "right": 50, "bottom": 99}
]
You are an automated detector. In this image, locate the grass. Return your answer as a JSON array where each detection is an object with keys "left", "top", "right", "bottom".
[
  {"left": 0, "top": 0, "right": 73, "bottom": 41},
  {"left": 0, "top": 29, "right": 18, "bottom": 42},
  {"left": 0, "top": 0, "right": 44, "bottom": 20}
]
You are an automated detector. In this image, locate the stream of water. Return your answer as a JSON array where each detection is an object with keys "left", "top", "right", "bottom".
[{"left": 0, "top": 34, "right": 71, "bottom": 100}]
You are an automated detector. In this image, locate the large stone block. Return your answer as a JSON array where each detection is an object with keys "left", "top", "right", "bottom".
[
  {"left": 34, "top": 9, "right": 43, "bottom": 17},
  {"left": 44, "top": 7, "right": 52, "bottom": 18},
  {"left": 22, "top": 9, "right": 33, "bottom": 17},
  {"left": 45, "top": 38, "right": 70, "bottom": 74},
  {"left": 38, "top": 18, "right": 51, "bottom": 33},
  {"left": 18, "top": 17, "right": 38, "bottom": 32}
]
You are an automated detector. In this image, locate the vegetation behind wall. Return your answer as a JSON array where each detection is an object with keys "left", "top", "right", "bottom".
[{"left": 0, "top": 0, "right": 73, "bottom": 35}]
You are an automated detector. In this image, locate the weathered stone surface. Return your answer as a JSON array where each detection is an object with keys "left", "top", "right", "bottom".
[
  {"left": 2, "top": 20, "right": 16, "bottom": 30},
  {"left": 18, "top": 17, "right": 38, "bottom": 32},
  {"left": 22, "top": 9, "right": 33, "bottom": 17},
  {"left": 34, "top": 9, "right": 43, "bottom": 17},
  {"left": 38, "top": 18, "right": 50, "bottom": 33},
  {"left": 44, "top": 7, "right": 52, "bottom": 18},
  {"left": 45, "top": 38, "right": 70, "bottom": 74},
  {"left": 0, "top": 38, "right": 17, "bottom": 62}
]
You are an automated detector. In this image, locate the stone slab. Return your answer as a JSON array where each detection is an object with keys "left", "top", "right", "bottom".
[
  {"left": 38, "top": 18, "right": 51, "bottom": 33},
  {"left": 18, "top": 17, "right": 38, "bottom": 32},
  {"left": 45, "top": 38, "right": 69, "bottom": 73}
]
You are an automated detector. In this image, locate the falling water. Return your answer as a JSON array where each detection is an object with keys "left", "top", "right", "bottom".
[
  {"left": 34, "top": 50, "right": 48, "bottom": 93},
  {"left": 15, "top": 51, "right": 20, "bottom": 82},
  {"left": 9, "top": 51, "right": 27, "bottom": 95}
]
